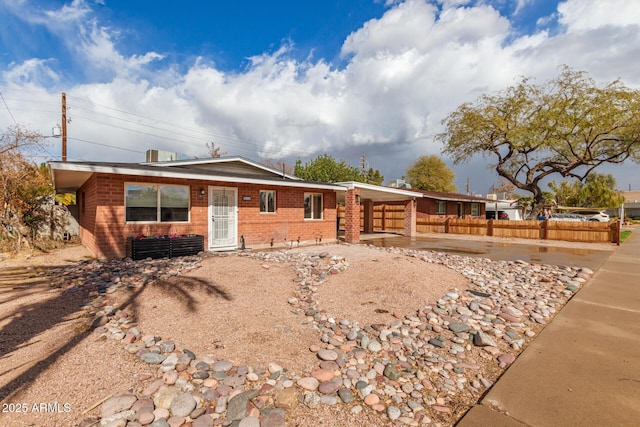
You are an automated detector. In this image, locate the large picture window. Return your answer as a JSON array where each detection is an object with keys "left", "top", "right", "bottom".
[
  {"left": 304, "top": 193, "right": 323, "bottom": 219},
  {"left": 125, "top": 183, "right": 189, "bottom": 223},
  {"left": 260, "top": 190, "right": 276, "bottom": 213},
  {"left": 436, "top": 201, "right": 446, "bottom": 214}
]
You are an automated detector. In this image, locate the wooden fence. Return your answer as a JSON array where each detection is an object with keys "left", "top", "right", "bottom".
[{"left": 337, "top": 205, "right": 620, "bottom": 244}]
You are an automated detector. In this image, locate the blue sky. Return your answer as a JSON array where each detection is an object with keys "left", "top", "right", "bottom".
[{"left": 1, "top": 0, "right": 639, "bottom": 194}]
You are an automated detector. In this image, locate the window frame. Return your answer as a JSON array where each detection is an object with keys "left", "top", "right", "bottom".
[
  {"left": 259, "top": 190, "right": 276, "bottom": 214},
  {"left": 304, "top": 193, "right": 323, "bottom": 220},
  {"left": 125, "top": 183, "right": 190, "bottom": 224},
  {"left": 436, "top": 200, "right": 446, "bottom": 214},
  {"left": 471, "top": 203, "right": 479, "bottom": 217}
]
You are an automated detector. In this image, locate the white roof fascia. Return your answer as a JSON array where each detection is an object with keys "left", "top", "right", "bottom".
[
  {"left": 427, "top": 195, "right": 486, "bottom": 203},
  {"left": 50, "top": 162, "right": 343, "bottom": 191},
  {"left": 142, "top": 156, "right": 301, "bottom": 180},
  {"left": 335, "top": 181, "right": 423, "bottom": 198}
]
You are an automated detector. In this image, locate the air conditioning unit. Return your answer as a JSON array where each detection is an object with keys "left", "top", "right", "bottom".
[
  {"left": 146, "top": 149, "right": 178, "bottom": 162},
  {"left": 388, "top": 179, "right": 411, "bottom": 189}
]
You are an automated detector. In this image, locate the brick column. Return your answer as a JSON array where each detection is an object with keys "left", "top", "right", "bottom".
[
  {"left": 344, "top": 188, "right": 361, "bottom": 243},
  {"left": 363, "top": 199, "right": 374, "bottom": 233},
  {"left": 404, "top": 199, "right": 417, "bottom": 237}
]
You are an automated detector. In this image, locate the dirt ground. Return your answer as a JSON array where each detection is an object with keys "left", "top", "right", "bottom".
[
  {"left": 0, "top": 235, "right": 614, "bottom": 426},
  {"left": 128, "top": 245, "right": 464, "bottom": 374}
]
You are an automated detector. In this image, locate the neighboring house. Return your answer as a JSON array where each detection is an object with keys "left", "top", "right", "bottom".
[
  {"left": 619, "top": 190, "right": 640, "bottom": 219},
  {"left": 49, "top": 157, "right": 345, "bottom": 259},
  {"left": 413, "top": 190, "right": 490, "bottom": 219}
]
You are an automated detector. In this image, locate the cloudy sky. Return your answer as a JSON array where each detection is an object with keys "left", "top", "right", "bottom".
[{"left": 1, "top": 0, "right": 639, "bottom": 194}]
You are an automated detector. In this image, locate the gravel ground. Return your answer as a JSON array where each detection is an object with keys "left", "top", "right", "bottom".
[{"left": 0, "top": 236, "right": 608, "bottom": 426}]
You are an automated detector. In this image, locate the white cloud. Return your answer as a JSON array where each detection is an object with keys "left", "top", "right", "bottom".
[
  {"left": 2, "top": 59, "right": 60, "bottom": 87},
  {"left": 558, "top": 0, "right": 640, "bottom": 31},
  {"left": 2, "top": 0, "right": 639, "bottom": 192},
  {"left": 2, "top": 0, "right": 164, "bottom": 82},
  {"left": 74, "top": 21, "right": 165, "bottom": 78}
]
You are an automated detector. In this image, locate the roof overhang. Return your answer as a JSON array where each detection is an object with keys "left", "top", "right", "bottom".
[
  {"left": 142, "top": 156, "right": 301, "bottom": 180},
  {"left": 335, "top": 181, "right": 423, "bottom": 203},
  {"left": 49, "top": 162, "right": 345, "bottom": 193}
]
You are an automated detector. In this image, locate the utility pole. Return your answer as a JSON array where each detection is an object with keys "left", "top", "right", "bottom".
[
  {"left": 61, "top": 92, "right": 67, "bottom": 162},
  {"left": 466, "top": 177, "right": 470, "bottom": 195}
]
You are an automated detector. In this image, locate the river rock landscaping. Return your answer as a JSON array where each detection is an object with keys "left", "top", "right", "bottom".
[{"left": 1, "top": 243, "right": 593, "bottom": 427}]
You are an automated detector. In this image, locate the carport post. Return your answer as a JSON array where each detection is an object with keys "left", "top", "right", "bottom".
[
  {"left": 404, "top": 198, "right": 417, "bottom": 237},
  {"left": 344, "top": 188, "right": 361, "bottom": 243},
  {"left": 363, "top": 199, "right": 374, "bottom": 233}
]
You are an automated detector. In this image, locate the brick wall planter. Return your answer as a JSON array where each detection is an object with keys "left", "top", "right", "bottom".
[{"left": 127, "top": 235, "right": 204, "bottom": 260}]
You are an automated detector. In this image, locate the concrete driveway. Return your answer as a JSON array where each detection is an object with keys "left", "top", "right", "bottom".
[
  {"left": 359, "top": 233, "right": 614, "bottom": 272},
  {"left": 357, "top": 230, "right": 640, "bottom": 426}
]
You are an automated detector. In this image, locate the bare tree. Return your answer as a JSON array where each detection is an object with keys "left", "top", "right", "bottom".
[
  {"left": 206, "top": 142, "right": 227, "bottom": 158},
  {"left": 489, "top": 179, "right": 516, "bottom": 198},
  {"left": 261, "top": 159, "right": 294, "bottom": 175},
  {"left": 0, "top": 125, "right": 53, "bottom": 251}
]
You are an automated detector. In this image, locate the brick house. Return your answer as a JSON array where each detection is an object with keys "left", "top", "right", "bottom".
[
  {"left": 414, "top": 190, "right": 489, "bottom": 219},
  {"left": 376, "top": 190, "right": 490, "bottom": 219},
  {"left": 49, "top": 157, "right": 345, "bottom": 259}
]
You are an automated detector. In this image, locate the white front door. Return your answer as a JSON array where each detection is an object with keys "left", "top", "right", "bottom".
[{"left": 208, "top": 186, "right": 237, "bottom": 250}]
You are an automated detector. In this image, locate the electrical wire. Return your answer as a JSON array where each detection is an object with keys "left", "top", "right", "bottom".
[
  {"left": 67, "top": 136, "right": 146, "bottom": 154},
  {"left": 68, "top": 98, "right": 261, "bottom": 150},
  {"left": 1, "top": 88, "right": 325, "bottom": 160},
  {"left": 0, "top": 91, "right": 18, "bottom": 125}
]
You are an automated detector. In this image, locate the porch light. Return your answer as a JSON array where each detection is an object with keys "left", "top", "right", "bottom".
[
  {"left": 355, "top": 194, "right": 360, "bottom": 204},
  {"left": 200, "top": 188, "right": 206, "bottom": 196}
]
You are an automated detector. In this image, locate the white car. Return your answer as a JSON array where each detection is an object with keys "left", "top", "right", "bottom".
[
  {"left": 566, "top": 210, "right": 611, "bottom": 222},
  {"left": 549, "top": 213, "right": 586, "bottom": 222},
  {"left": 585, "top": 211, "right": 610, "bottom": 222}
]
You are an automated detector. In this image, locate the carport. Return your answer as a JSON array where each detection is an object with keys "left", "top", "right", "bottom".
[{"left": 336, "top": 182, "right": 423, "bottom": 243}]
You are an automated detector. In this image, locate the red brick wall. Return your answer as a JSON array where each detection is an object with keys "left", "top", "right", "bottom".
[
  {"left": 404, "top": 200, "right": 417, "bottom": 236},
  {"left": 77, "top": 174, "right": 99, "bottom": 256},
  {"left": 236, "top": 184, "right": 336, "bottom": 248},
  {"left": 415, "top": 199, "right": 483, "bottom": 219},
  {"left": 77, "top": 173, "right": 337, "bottom": 258},
  {"left": 344, "top": 188, "right": 361, "bottom": 243}
]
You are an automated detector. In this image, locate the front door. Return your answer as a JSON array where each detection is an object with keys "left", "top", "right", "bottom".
[{"left": 208, "top": 186, "right": 237, "bottom": 250}]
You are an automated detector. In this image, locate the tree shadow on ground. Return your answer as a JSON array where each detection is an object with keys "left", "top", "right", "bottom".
[
  {"left": 0, "top": 256, "right": 226, "bottom": 403},
  {"left": 0, "top": 264, "right": 93, "bottom": 401},
  {"left": 116, "top": 275, "right": 233, "bottom": 326}
]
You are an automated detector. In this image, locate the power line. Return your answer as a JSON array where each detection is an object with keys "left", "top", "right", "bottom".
[
  {"left": 0, "top": 91, "right": 18, "bottom": 125},
  {"left": 68, "top": 97, "right": 262, "bottom": 150},
  {"left": 67, "top": 136, "right": 146, "bottom": 154},
  {"left": 71, "top": 114, "right": 213, "bottom": 147},
  {"left": 0, "top": 96, "right": 60, "bottom": 106},
  {"left": 2, "top": 89, "right": 328, "bottom": 161}
]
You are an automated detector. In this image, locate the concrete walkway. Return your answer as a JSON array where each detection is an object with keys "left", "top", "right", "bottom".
[{"left": 457, "top": 228, "right": 640, "bottom": 426}]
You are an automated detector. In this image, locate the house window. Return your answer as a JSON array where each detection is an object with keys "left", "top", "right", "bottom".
[
  {"left": 436, "top": 201, "right": 446, "bottom": 214},
  {"left": 471, "top": 203, "right": 479, "bottom": 217},
  {"left": 304, "top": 193, "right": 323, "bottom": 219},
  {"left": 125, "top": 183, "right": 189, "bottom": 223},
  {"left": 260, "top": 190, "right": 276, "bottom": 213}
]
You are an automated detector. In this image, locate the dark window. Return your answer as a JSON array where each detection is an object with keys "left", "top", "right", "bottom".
[
  {"left": 260, "top": 190, "right": 276, "bottom": 213},
  {"left": 304, "top": 193, "right": 323, "bottom": 219},
  {"left": 125, "top": 184, "right": 189, "bottom": 222}
]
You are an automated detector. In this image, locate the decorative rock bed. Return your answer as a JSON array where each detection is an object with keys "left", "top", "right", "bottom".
[{"left": 48, "top": 244, "right": 592, "bottom": 427}]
